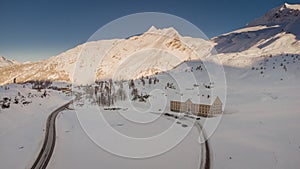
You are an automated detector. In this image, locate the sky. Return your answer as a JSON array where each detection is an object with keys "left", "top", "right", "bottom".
[{"left": 0, "top": 0, "right": 299, "bottom": 62}]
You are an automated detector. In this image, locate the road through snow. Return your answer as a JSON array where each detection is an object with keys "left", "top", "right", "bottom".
[{"left": 30, "top": 101, "right": 73, "bottom": 169}]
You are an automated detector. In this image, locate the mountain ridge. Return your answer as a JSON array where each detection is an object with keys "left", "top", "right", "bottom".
[
  {"left": 0, "top": 3, "right": 299, "bottom": 85},
  {"left": 0, "top": 56, "right": 19, "bottom": 67}
]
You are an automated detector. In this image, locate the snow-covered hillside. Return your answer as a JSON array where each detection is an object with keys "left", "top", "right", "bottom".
[
  {"left": 0, "top": 56, "right": 19, "bottom": 67},
  {"left": 0, "top": 3, "right": 299, "bottom": 85},
  {"left": 213, "top": 3, "right": 300, "bottom": 67},
  {"left": 0, "top": 27, "right": 214, "bottom": 85},
  {"left": 46, "top": 51, "right": 300, "bottom": 169},
  {"left": 0, "top": 84, "right": 72, "bottom": 169},
  {"left": 1, "top": 50, "right": 299, "bottom": 169},
  {"left": 248, "top": 3, "right": 300, "bottom": 27},
  {"left": 0, "top": 3, "right": 299, "bottom": 169}
]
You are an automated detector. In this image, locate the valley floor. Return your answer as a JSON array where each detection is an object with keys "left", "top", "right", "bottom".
[
  {"left": 212, "top": 76, "right": 300, "bottom": 169},
  {"left": 0, "top": 84, "right": 72, "bottom": 169},
  {"left": 0, "top": 62, "right": 300, "bottom": 169}
]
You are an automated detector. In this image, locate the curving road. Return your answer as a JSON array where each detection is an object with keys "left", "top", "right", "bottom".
[
  {"left": 194, "top": 121, "right": 211, "bottom": 169},
  {"left": 163, "top": 112, "right": 211, "bottom": 169},
  {"left": 31, "top": 103, "right": 210, "bottom": 169},
  {"left": 30, "top": 101, "right": 73, "bottom": 169}
]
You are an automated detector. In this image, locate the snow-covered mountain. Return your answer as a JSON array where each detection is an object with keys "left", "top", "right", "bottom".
[
  {"left": 0, "top": 27, "right": 213, "bottom": 85},
  {"left": 213, "top": 3, "right": 300, "bottom": 67},
  {"left": 74, "top": 26, "right": 213, "bottom": 84},
  {"left": 0, "top": 56, "right": 19, "bottom": 67},
  {"left": 0, "top": 3, "right": 299, "bottom": 85},
  {"left": 248, "top": 3, "right": 300, "bottom": 27}
]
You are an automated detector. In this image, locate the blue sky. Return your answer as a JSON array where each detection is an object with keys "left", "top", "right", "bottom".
[{"left": 0, "top": 0, "right": 299, "bottom": 62}]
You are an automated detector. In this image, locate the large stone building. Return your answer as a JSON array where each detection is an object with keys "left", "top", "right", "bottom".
[{"left": 170, "top": 97, "right": 222, "bottom": 116}]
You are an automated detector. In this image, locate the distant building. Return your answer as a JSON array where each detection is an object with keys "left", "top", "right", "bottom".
[{"left": 170, "top": 97, "right": 222, "bottom": 116}]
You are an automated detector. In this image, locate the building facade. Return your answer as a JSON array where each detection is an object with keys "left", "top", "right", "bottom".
[{"left": 170, "top": 97, "right": 222, "bottom": 116}]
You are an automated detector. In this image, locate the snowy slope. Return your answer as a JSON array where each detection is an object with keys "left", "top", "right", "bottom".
[
  {"left": 46, "top": 51, "right": 300, "bottom": 169},
  {"left": 0, "top": 84, "right": 72, "bottom": 169},
  {"left": 213, "top": 3, "right": 300, "bottom": 67},
  {"left": 96, "top": 27, "right": 212, "bottom": 81},
  {"left": 1, "top": 52, "right": 299, "bottom": 169},
  {"left": 0, "top": 27, "right": 213, "bottom": 85},
  {"left": 210, "top": 52, "right": 300, "bottom": 169},
  {"left": 0, "top": 3, "right": 299, "bottom": 169},
  {"left": 0, "top": 3, "right": 299, "bottom": 84},
  {"left": 248, "top": 3, "right": 300, "bottom": 27},
  {"left": 0, "top": 56, "right": 19, "bottom": 67}
]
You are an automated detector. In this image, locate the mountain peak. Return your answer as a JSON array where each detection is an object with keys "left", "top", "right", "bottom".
[
  {"left": 0, "top": 56, "right": 19, "bottom": 67},
  {"left": 145, "top": 26, "right": 180, "bottom": 38},
  {"left": 0, "top": 56, "right": 7, "bottom": 61},
  {"left": 247, "top": 3, "right": 300, "bottom": 27},
  {"left": 147, "top": 26, "right": 158, "bottom": 32},
  {"left": 282, "top": 3, "right": 300, "bottom": 11}
]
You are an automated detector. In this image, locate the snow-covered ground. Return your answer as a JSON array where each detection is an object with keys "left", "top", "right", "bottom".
[
  {"left": 0, "top": 84, "right": 72, "bottom": 169},
  {"left": 211, "top": 53, "right": 300, "bottom": 169},
  {"left": 48, "top": 106, "right": 203, "bottom": 169},
  {"left": 0, "top": 56, "right": 19, "bottom": 67},
  {"left": 1, "top": 3, "right": 300, "bottom": 168},
  {"left": 49, "top": 53, "right": 300, "bottom": 168},
  {"left": 0, "top": 51, "right": 299, "bottom": 169},
  {"left": 212, "top": 79, "right": 300, "bottom": 169}
]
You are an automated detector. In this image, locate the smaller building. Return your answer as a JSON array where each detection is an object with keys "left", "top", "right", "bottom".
[{"left": 170, "top": 97, "right": 222, "bottom": 116}]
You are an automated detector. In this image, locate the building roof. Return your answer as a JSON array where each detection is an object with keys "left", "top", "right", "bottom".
[
  {"left": 212, "top": 96, "right": 222, "bottom": 105},
  {"left": 172, "top": 96, "right": 222, "bottom": 106},
  {"left": 185, "top": 99, "right": 193, "bottom": 104}
]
